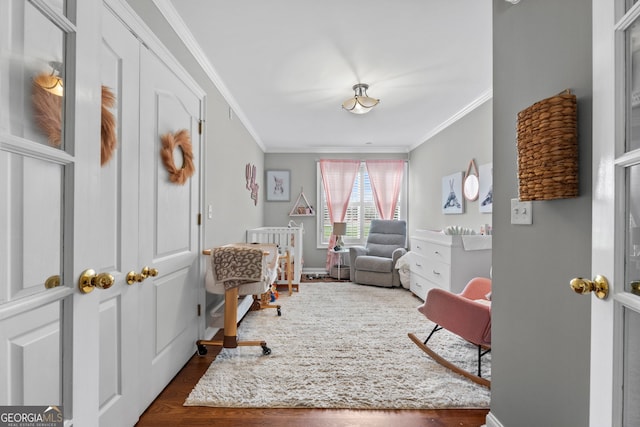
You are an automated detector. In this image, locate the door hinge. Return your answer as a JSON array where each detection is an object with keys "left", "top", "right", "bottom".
[
  {"left": 198, "top": 120, "right": 204, "bottom": 135},
  {"left": 197, "top": 213, "right": 202, "bottom": 225},
  {"left": 197, "top": 304, "right": 201, "bottom": 317}
]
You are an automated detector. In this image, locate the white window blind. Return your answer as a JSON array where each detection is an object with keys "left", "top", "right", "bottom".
[{"left": 317, "top": 162, "right": 406, "bottom": 247}]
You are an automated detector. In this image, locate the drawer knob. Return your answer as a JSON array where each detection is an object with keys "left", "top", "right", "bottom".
[
  {"left": 432, "top": 270, "right": 440, "bottom": 275},
  {"left": 415, "top": 262, "right": 422, "bottom": 267}
]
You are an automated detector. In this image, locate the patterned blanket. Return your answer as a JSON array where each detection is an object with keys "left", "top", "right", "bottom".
[{"left": 213, "top": 246, "right": 264, "bottom": 290}]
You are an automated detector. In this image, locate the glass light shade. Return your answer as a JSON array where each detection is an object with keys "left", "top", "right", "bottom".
[
  {"left": 342, "top": 83, "right": 379, "bottom": 114},
  {"left": 34, "top": 73, "right": 64, "bottom": 97}
]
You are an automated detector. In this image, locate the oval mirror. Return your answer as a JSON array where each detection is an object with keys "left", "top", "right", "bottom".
[{"left": 464, "top": 174, "right": 479, "bottom": 201}]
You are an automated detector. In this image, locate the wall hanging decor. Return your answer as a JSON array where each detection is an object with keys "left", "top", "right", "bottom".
[
  {"left": 245, "top": 163, "right": 259, "bottom": 205},
  {"left": 479, "top": 162, "right": 493, "bottom": 213},
  {"left": 160, "top": 129, "right": 195, "bottom": 185},
  {"left": 517, "top": 89, "right": 578, "bottom": 201},
  {"left": 32, "top": 78, "right": 118, "bottom": 166},
  {"left": 289, "top": 188, "right": 314, "bottom": 216},
  {"left": 463, "top": 159, "right": 479, "bottom": 201},
  {"left": 442, "top": 171, "right": 464, "bottom": 214},
  {"left": 265, "top": 170, "right": 290, "bottom": 201}
]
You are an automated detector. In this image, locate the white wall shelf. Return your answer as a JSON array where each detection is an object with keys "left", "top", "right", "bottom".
[{"left": 289, "top": 189, "right": 315, "bottom": 216}]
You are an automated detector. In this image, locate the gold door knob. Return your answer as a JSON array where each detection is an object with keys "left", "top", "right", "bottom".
[
  {"left": 141, "top": 266, "right": 158, "bottom": 278},
  {"left": 570, "top": 275, "right": 609, "bottom": 299},
  {"left": 126, "top": 271, "right": 145, "bottom": 285},
  {"left": 44, "top": 275, "right": 61, "bottom": 289},
  {"left": 126, "top": 267, "right": 158, "bottom": 285},
  {"left": 79, "top": 269, "right": 115, "bottom": 294},
  {"left": 631, "top": 281, "right": 640, "bottom": 296}
]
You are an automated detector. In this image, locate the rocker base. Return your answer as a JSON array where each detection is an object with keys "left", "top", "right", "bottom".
[{"left": 408, "top": 332, "right": 491, "bottom": 389}]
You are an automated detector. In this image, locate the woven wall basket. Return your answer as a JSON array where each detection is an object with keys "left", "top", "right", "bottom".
[{"left": 517, "top": 90, "right": 578, "bottom": 201}]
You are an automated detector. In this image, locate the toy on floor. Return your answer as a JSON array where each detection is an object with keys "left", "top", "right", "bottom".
[{"left": 269, "top": 284, "right": 279, "bottom": 302}]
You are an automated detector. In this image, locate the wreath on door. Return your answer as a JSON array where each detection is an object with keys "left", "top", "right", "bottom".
[
  {"left": 160, "top": 129, "right": 195, "bottom": 185},
  {"left": 100, "top": 86, "right": 117, "bottom": 166}
]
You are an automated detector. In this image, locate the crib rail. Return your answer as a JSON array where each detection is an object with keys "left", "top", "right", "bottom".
[{"left": 246, "top": 227, "right": 303, "bottom": 288}]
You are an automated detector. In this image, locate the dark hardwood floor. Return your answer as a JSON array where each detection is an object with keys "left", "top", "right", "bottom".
[{"left": 135, "top": 330, "right": 489, "bottom": 427}]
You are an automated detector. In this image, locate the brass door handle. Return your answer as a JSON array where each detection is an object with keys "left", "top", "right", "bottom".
[
  {"left": 126, "top": 266, "right": 158, "bottom": 285},
  {"left": 570, "top": 275, "right": 609, "bottom": 299},
  {"left": 126, "top": 271, "right": 145, "bottom": 285},
  {"left": 631, "top": 281, "right": 640, "bottom": 296},
  {"left": 44, "top": 275, "right": 61, "bottom": 289},
  {"left": 141, "top": 266, "right": 158, "bottom": 278},
  {"left": 79, "top": 269, "right": 115, "bottom": 294}
]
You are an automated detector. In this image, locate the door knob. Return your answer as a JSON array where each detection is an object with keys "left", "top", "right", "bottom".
[
  {"left": 570, "top": 275, "right": 609, "bottom": 299},
  {"left": 126, "top": 271, "right": 145, "bottom": 285},
  {"left": 126, "top": 266, "right": 158, "bottom": 285},
  {"left": 44, "top": 275, "right": 61, "bottom": 289},
  {"left": 79, "top": 269, "right": 115, "bottom": 294},
  {"left": 141, "top": 266, "right": 158, "bottom": 278}
]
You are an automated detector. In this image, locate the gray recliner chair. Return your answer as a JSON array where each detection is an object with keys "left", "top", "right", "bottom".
[{"left": 349, "top": 220, "right": 407, "bottom": 288}]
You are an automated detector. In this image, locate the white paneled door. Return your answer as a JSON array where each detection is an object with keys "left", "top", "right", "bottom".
[
  {"left": 0, "top": 1, "right": 203, "bottom": 425},
  {"left": 0, "top": 1, "right": 101, "bottom": 425},
  {"left": 98, "top": 2, "right": 203, "bottom": 424},
  {"left": 592, "top": 0, "right": 640, "bottom": 426},
  {"left": 137, "top": 45, "right": 202, "bottom": 411},
  {"left": 97, "top": 6, "right": 141, "bottom": 427}
]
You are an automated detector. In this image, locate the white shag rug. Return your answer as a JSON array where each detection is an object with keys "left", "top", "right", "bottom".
[{"left": 185, "top": 282, "right": 491, "bottom": 409}]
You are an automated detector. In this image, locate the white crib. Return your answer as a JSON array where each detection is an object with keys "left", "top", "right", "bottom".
[{"left": 246, "top": 226, "right": 303, "bottom": 289}]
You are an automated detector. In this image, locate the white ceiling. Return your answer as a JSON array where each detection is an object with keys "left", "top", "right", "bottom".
[{"left": 159, "top": 0, "right": 492, "bottom": 153}]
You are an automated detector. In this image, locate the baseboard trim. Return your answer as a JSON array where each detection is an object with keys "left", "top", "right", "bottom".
[{"left": 485, "top": 411, "right": 504, "bottom": 427}]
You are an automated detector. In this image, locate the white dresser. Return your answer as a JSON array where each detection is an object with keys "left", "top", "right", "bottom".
[{"left": 408, "top": 229, "right": 492, "bottom": 300}]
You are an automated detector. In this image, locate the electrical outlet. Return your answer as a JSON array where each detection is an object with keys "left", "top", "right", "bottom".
[{"left": 511, "top": 198, "right": 532, "bottom": 225}]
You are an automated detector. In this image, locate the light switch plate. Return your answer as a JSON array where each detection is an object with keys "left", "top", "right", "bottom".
[{"left": 511, "top": 198, "right": 532, "bottom": 225}]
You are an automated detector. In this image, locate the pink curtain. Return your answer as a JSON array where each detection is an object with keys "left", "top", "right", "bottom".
[
  {"left": 365, "top": 160, "right": 404, "bottom": 219},
  {"left": 320, "top": 159, "right": 360, "bottom": 272}
]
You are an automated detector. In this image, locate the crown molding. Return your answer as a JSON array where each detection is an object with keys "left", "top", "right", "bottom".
[
  {"left": 151, "top": 0, "right": 265, "bottom": 151},
  {"left": 411, "top": 88, "right": 493, "bottom": 151}
]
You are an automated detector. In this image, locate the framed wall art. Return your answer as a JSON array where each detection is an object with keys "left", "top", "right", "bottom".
[
  {"left": 265, "top": 170, "right": 290, "bottom": 201},
  {"left": 478, "top": 162, "right": 493, "bottom": 213},
  {"left": 442, "top": 171, "right": 464, "bottom": 214}
]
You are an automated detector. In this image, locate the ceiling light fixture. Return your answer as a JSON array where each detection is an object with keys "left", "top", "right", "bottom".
[
  {"left": 342, "top": 83, "right": 379, "bottom": 114},
  {"left": 34, "top": 61, "right": 64, "bottom": 97}
]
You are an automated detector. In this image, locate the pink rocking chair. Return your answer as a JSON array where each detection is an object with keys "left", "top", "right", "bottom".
[{"left": 408, "top": 277, "right": 492, "bottom": 388}]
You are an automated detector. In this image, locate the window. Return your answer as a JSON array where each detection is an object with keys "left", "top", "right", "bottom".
[{"left": 317, "top": 161, "right": 407, "bottom": 247}]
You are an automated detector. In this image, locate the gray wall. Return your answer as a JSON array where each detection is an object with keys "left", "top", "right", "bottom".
[
  {"left": 491, "top": 1, "right": 592, "bottom": 426},
  {"left": 408, "top": 99, "right": 493, "bottom": 240},
  {"left": 264, "top": 152, "right": 407, "bottom": 269}
]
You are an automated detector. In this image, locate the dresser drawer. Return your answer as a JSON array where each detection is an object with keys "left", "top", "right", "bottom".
[
  {"left": 409, "top": 272, "right": 442, "bottom": 301},
  {"left": 411, "top": 238, "right": 452, "bottom": 264},
  {"left": 408, "top": 252, "right": 451, "bottom": 289}
]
